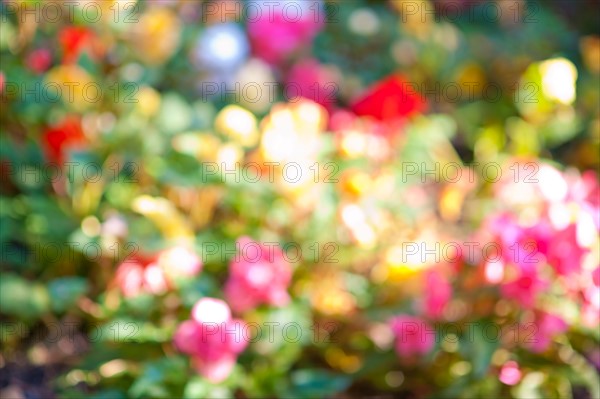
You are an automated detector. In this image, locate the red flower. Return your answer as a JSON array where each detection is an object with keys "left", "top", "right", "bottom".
[
  {"left": 42, "top": 116, "right": 86, "bottom": 164},
  {"left": 350, "top": 75, "right": 427, "bottom": 121},
  {"left": 59, "top": 26, "right": 93, "bottom": 64}
]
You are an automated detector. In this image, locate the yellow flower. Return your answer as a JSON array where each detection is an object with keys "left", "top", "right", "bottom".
[
  {"left": 260, "top": 100, "right": 328, "bottom": 194},
  {"left": 45, "top": 65, "right": 95, "bottom": 111},
  {"left": 339, "top": 170, "right": 372, "bottom": 198},
  {"left": 539, "top": 58, "right": 577, "bottom": 105},
  {"left": 214, "top": 105, "right": 258, "bottom": 147},
  {"left": 135, "top": 86, "right": 161, "bottom": 117},
  {"left": 130, "top": 7, "right": 181, "bottom": 65}
]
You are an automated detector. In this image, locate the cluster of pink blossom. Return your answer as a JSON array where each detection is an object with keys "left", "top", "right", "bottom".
[
  {"left": 388, "top": 164, "right": 599, "bottom": 371},
  {"left": 174, "top": 298, "right": 247, "bottom": 383},
  {"left": 488, "top": 164, "right": 599, "bottom": 331},
  {"left": 224, "top": 237, "right": 293, "bottom": 313}
]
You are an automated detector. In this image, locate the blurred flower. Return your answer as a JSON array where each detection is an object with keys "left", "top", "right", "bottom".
[
  {"left": 546, "top": 224, "right": 588, "bottom": 276},
  {"left": 422, "top": 270, "right": 452, "bottom": 320},
  {"left": 260, "top": 100, "right": 327, "bottom": 195},
  {"left": 101, "top": 214, "right": 128, "bottom": 239},
  {"left": 134, "top": 86, "right": 162, "bottom": 117},
  {"left": 339, "top": 169, "right": 372, "bottom": 198},
  {"left": 286, "top": 59, "right": 340, "bottom": 110},
  {"left": 115, "top": 246, "right": 201, "bottom": 297},
  {"left": 224, "top": 237, "right": 292, "bottom": 313},
  {"left": 42, "top": 116, "right": 86, "bottom": 165},
  {"left": 261, "top": 100, "right": 326, "bottom": 163},
  {"left": 194, "top": 23, "right": 249, "bottom": 71},
  {"left": 115, "top": 256, "right": 169, "bottom": 297},
  {"left": 130, "top": 7, "right": 181, "bottom": 65},
  {"left": 45, "top": 65, "right": 95, "bottom": 111},
  {"left": 174, "top": 298, "right": 247, "bottom": 383},
  {"left": 331, "top": 110, "right": 392, "bottom": 161},
  {"left": 383, "top": 245, "right": 427, "bottom": 280},
  {"left": 26, "top": 48, "right": 52, "bottom": 74},
  {"left": 157, "top": 246, "right": 202, "bottom": 280},
  {"left": 59, "top": 26, "right": 93, "bottom": 64},
  {"left": 306, "top": 270, "right": 356, "bottom": 315},
  {"left": 350, "top": 75, "right": 427, "bottom": 123},
  {"left": 348, "top": 8, "right": 380, "bottom": 36},
  {"left": 247, "top": 0, "right": 323, "bottom": 64},
  {"left": 527, "top": 312, "right": 567, "bottom": 353},
  {"left": 539, "top": 58, "right": 577, "bottom": 105},
  {"left": 214, "top": 105, "right": 258, "bottom": 147},
  {"left": 0, "top": 71, "right": 4, "bottom": 94},
  {"left": 499, "top": 361, "right": 522, "bottom": 385},
  {"left": 340, "top": 204, "right": 377, "bottom": 248},
  {"left": 484, "top": 214, "right": 549, "bottom": 307},
  {"left": 501, "top": 270, "right": 547, "bottom": 309},
  {"left": 234, "top": 58, "right": 276, "bottom": 113},
  {"left": 389, "top": 315, "right": 435, "bottom": 358}
]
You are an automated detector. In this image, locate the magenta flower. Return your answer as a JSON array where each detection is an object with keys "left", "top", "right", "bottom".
[
  {"left": 174, "top": 298, "right": 247, "bottom": 383},
  {"left": 526, "top": 312, "right": 567, "bottom": 353},
  {"left": 500, "top": 269, "right": 548, "bottom": 308},
  {"left": 546, "top": 224, "right": 588, "bottom": 276},
  {"left": 286, "top": 59, "right": 339, "bottom": 109},
  {"left": 224, "top": 237, "right": 292, "bottom": 313},
  {"left": 246, "top": 1, "right": 323, "bottom": 64},
  {"left": 389, "top": 315, "right": 435, "bottom": 358},
  {"left": 422, "top": 270, "right": 452, "bottom": 320},
  {"left": 26, "top": 48, "right": 52, "bottom": 74}
]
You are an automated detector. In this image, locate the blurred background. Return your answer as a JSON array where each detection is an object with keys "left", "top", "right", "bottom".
[{"left": 1, "top": 0, "right": 599, "bottom": 398}]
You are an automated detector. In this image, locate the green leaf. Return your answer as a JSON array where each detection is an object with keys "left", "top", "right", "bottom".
[
  {"left": 288, "top": 369, "right": 351, "bottom": 398},
  {"left": 157, "top": 93, "right": 193, "bottom": 135},
  {"left": 89, "top": 389, "right": 127, "bottom": 399},
  {"left": 48, "top": 277, "right": 89, "bottom": 313},
  {"left": 0, "top": 273, "right": 50, "bottom": 319}
]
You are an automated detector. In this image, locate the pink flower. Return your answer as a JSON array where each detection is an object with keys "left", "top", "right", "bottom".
[
  {"left": 246, "top": 1, "right": 323, "bottom": 64},
  {"left": 224, "top": 237, "right": 292, "bottom": 313},
  {"left": 486, "top": 214, "right": 550, "bottom": 273},
  {"left": 593, "top": 267, "right": 600, "bottom": 287},
  {"left": 546, "top": 224, "right": 588, "bottom": 276},
  {"left": 422, "top": 270, "right": 452, "bottom": 320},
  {"left": 499, "top": 361, "right": 522, "bottom": 385},
  {"left": 174, "top": 298, "right": 247, "bottom": 383},
  {"left": 527, "top": 312, "right": 567, "bottom": 353},
  {"left": 500, "top": 270, "right": 548, "bottom": 308},
  {"left": 389, "top": 315, "right": 435, "bottom": 358},
  {"left": 26, "top": 49, "right": 52, "bottom": 74},
  {"left": 286, "top": 59, "right": 338, "bottom": 109},
  {"left": 114, "top": 257, "right": 169, "bottom": 297},
  {"left": 114, "top": 246, "right": 201, "bottom": 297}
]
